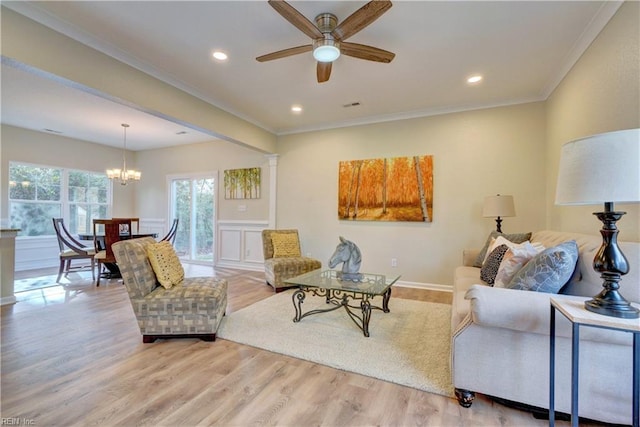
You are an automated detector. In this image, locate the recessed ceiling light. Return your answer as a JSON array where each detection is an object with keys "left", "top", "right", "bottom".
[
  {"left": 467, "top": 75, "right": 483, "bottom": 84},
  {"left": 212, "top": 51, "right": 228, "bottom": 61},
  {"left": 291, "top": 105, "right": 303, "bottom": 113}
]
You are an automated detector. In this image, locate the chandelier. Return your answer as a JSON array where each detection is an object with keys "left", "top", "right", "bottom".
[{"left": 106, "top": 123, "right": 141, "bottom": 185}]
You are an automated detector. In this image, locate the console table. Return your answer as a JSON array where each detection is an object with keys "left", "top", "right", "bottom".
[{"left": 549, "top": 297, "right": 639, "bottom": 427}]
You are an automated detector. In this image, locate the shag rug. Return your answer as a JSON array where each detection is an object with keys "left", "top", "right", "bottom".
[{"left": 217, "top": 290, "right": 454, "bottom": 397}]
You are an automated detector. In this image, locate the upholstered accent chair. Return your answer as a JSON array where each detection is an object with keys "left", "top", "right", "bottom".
[
  {"left": 112, "top": 237, "right": 227, "bottom": 343},
  {"left": 262, "top": 229, "right": 321, "bottom": 292}
]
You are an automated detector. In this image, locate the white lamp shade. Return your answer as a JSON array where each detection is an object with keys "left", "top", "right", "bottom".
[
  {"left": 555, "top": 128, "right": 640, "bottom": 205},
  {"left": 483, "top": 195, "right": 515, "bottom": 217}
]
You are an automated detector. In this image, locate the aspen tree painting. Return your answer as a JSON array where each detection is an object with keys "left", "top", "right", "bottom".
[
  {"left": 338, "top": 155, "right": 433, "bottom": 222},
  {"left": 224, "top": 167, "right": 261, "bottom": 199}
]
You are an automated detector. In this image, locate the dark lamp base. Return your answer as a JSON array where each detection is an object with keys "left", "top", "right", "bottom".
[{"left": 585, "top": 294, "right": 640, "bottom": 319}]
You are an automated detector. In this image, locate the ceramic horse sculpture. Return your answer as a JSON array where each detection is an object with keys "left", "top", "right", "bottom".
[{"left": 329, "top": 236, "right": 363, "bottom": 281}]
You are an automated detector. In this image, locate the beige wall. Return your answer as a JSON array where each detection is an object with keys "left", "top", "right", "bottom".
[
  {"left": 546, "top": 0, "right": 640, "bottom": 241},
  {"left": 277, "top": 102, "right": 547, "bottom": 285},
  {"left": 0, "top": 125, "right": 136, "bottom": 219},
  {"left": 135, "top": 141, "right": 270, "bottom": 221}
]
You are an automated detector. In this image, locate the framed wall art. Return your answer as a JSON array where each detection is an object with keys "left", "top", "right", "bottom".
[
  {"left": 338, "top": 155, "right": 433, "bottom": 222},
  {"left": 224, "top": 167, "right": 261, "bottom": 199}
]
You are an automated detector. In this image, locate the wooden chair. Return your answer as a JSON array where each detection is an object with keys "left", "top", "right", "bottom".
[
  {"left": 52, "top": 218, "right": 95, "bottom": 283},
  {"left": 160, "top": 218, "right": 179, "bottom": 244},
  {"left": 93, "top": 218, "right": 132, "bottom": 286},
  {"left": 112, "top": 217, "right": 139, "bottom": 233}
]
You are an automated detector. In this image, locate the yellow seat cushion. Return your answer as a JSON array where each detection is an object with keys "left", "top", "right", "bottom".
[
  {"left": 271, "top": 232, "right": 301, "bottom": 257},
  {"left": 146, "top": 241, "right": 184, "bottom": 289}
]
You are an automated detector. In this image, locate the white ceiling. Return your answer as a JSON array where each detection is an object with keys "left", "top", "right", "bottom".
[{"left": 1, "top": 1, "right": 621, "bottom": 151}]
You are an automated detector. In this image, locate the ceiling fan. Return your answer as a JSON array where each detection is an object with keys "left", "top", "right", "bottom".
[{"left": 256, "top": 0, "right": 395, "bottom": 83}]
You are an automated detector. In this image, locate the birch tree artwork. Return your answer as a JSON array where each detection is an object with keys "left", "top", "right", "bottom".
[
  {"left": 224, "top": 167, "right": 261, "bottom": 199},
  {"left": 338, "top": 155, "right": 433, "bottom": 222}
]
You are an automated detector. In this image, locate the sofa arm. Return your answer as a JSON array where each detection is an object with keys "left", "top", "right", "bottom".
[
  {"left": 463, "top": 285, "right": 631, "bottom": 345},
  {"left": 462, "top": 249, "right": 480, "bottom": 267}
]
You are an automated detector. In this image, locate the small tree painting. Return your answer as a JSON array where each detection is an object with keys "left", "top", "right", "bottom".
[
  {"left": 338, "top": 155, "right": 433, "bottom": 222},
  {"left": 224, "top": 167, "right": 261, "bottom": 199}
]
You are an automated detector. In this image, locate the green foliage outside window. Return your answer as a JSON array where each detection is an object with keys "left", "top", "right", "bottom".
[{"left": 9, "top": 163, "right": 110, "bottom": 237}]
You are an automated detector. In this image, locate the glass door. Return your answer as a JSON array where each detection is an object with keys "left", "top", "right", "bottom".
[{"left": 169, "top": 174, "right": 216, "bottom": 264}]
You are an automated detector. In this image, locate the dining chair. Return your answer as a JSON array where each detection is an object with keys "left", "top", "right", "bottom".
[
  {"left": 52, "top": 218, "right": 96, "bottom": 283},
  {"left": 112, "top": 217, "right": 140, "bottom": 233},
  {"left": 160, "top": 218, "right": 179, "bottom": 245},
  {"left": 93, "top": 218, "right": 132, "bottom": 286}
]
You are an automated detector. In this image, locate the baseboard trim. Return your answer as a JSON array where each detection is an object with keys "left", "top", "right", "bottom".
[
  {"left": 1, "top": 295, "right": 17, "bottom": 306},
  {"left": 396, "top": 280, "right": 452, "bottom": 293}
]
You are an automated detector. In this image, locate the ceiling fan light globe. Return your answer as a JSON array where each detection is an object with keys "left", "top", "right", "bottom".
[{"left": 313, "top": 45, "right": 340, "bottom": 62}]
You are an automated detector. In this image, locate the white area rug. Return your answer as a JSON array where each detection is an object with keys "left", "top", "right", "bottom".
[{"left": 217, "top": 290, "right": 454, "bottom": 397}]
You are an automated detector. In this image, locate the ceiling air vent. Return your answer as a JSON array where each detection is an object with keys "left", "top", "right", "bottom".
[{"left": 343, "top": 102, "right": 361, "bottom": 108}]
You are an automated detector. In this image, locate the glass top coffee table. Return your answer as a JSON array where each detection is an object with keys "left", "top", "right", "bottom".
[{"left": 284, "top": 269, "right": 401, "bottom": 337}]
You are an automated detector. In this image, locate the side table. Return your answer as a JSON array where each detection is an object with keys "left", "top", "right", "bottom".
[{"left": 549, "top": 297, "right": 639, "bottom": 427}]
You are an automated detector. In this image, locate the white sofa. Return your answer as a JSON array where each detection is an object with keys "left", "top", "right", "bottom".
[{"left": 451, "top": 230, "right": 639, "bottom": 425}]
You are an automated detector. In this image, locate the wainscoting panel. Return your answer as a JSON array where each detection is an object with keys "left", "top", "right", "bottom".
[
  {"left": 217, "top": 221, "right": 268, "bottom": 271},
  {"left": 15, "top": 236, "right": 60, "bottom": 271}
]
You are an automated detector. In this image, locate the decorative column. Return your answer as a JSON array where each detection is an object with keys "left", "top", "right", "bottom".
[
  {"left": 266, "top": 154, "right": 278, "bottom": 229},
  {"left": 0, "top": 229, "right": 20, "bottom": 306}
]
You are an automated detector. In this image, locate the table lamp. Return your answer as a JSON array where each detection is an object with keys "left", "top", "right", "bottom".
[
  {"left": 483, "top": 194, "right": 515, "bottom": 233},
  {"left": 555, "top": 128, "right": 640, "bottom": 319}
]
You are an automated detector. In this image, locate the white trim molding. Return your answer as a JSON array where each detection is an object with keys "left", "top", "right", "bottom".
[{"left": 217, "top": 220, "right": 268, "bottom": 271}]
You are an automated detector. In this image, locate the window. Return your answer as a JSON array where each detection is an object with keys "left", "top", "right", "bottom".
[{"left": 9, "top": 162, "right": 111, "bottom": 236}]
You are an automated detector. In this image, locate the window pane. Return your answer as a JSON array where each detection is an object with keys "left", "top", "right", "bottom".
[
  {"left": 69, "top": 204, "right": 109, "bottom": 235},
  {"left": 9, "top": 165, "right": 61, "bottom": 201},
  {"left": 173, "top": 180, "right": 191, "bottom": 257},
  {"left": 69, "top": 171, "right": 108, "bottom": 203},
  {"left": 10, "top": 202, "right": 61, "bottom": 236},
  {"left": 9, "top": 180, "right": 35, "bottom": 200}
]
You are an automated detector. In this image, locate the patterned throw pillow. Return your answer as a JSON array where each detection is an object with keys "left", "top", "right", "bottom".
[
  {"left": 507, "top": 241, "right": 579, "bottom": 293},
  {"left": 271, "top": 232, "right": 301, "bottom": 257},
  {"left": 473, "top": 231, "right": 532, "bottom": 267},
  {"left": 494, "top": 241, "right": 545, "bottom": 288},
  {"left": 146, "top": 241, "right": 185, "bottom": 289},
  {"left": 480, "top": 244, "right": 509, "bottom": 284}
]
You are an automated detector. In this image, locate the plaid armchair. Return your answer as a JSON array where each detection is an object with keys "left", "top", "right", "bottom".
[
  {"left": 262, "top": 229, "right": 321, "bottom": 292},
  {"left": 113, "top": 237, "right": 227, "bottom": 343}
]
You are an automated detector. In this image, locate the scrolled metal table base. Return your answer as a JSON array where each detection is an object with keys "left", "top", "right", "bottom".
[{"left": 292, "top": 286, "right": 391, "bottom": 337}]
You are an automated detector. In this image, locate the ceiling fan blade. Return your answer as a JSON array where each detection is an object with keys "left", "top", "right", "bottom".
[
  {"left": 332, "top": 0, "right": 392, "bottom": 41},
  {"left": 256, "top": 45, "right": 312, "bottom": 62},
  {"left": 341, "top": 42, "right": 395, "bottom": 63},
  {"left": 317, "top": 62, "right": 332, "bottom": 83},
  {"left": 268, "top": 0, "right": 323, "bottom": 39}
]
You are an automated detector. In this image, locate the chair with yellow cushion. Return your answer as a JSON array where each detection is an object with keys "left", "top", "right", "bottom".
[
  {"left": 261, "top": 229, "right": 322, "bottom": 292},
  {"left": 112, "top": 237, "right": 227, "bottom": 343}
]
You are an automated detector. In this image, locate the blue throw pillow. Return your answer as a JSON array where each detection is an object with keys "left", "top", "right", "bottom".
[{"left": 507, "top": 241, "right": 579, "bottom": 293}]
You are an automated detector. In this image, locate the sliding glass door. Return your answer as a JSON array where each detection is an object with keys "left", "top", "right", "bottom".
[{"left": 169, "top": 174, "right": 216, "bottom": 264}]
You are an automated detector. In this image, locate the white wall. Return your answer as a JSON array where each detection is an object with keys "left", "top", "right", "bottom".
[
  {"left": 546, "top": 0, "right": 640, "bottom": 241},
  {"left": 276, "top": 102, "right": 547, "bottom": 286}
]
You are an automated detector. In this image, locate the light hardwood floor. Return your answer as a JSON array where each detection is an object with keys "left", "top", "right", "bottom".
[{"left": 2, "top": 266, "right": 597, "bottom": 426}]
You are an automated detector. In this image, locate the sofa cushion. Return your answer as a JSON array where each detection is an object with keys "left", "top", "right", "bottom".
[
  {"left": 473, "top": 231, "right": 532, "bottom": 267},
  {"left": 480, "top": 244, "right": 509, "bottom": 284},
  {"left": 494, "top": 241, "right": 544, "bottom": 288},
  {"left": 146, "top": 241, "right": 185, "bottom": 289},
  {"left": 271, "top": 232, "right": 302, "bottom": 257},
  {"left": 507, "top": 241, "right": 579, "bottom": 293}
]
